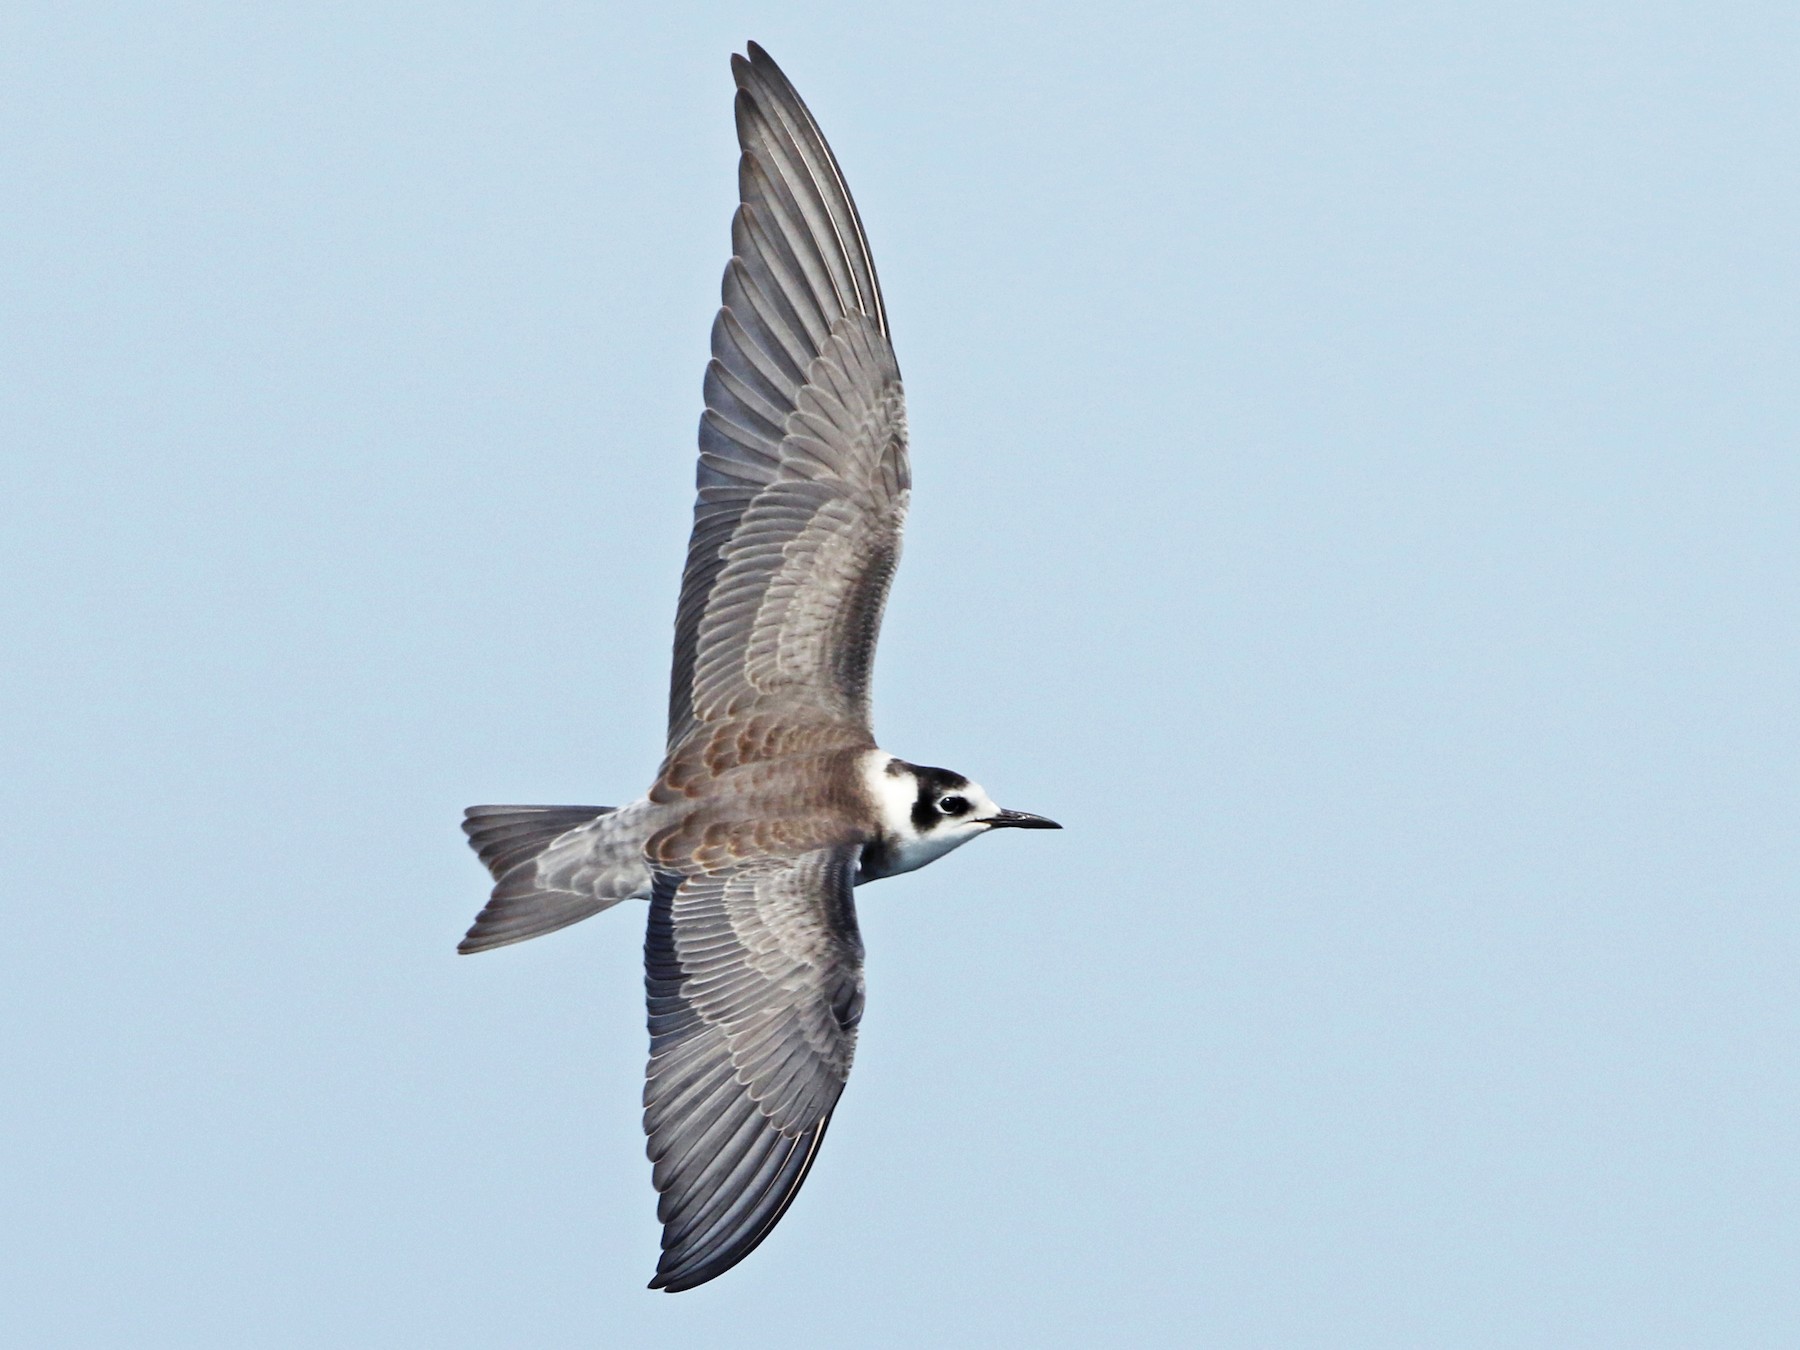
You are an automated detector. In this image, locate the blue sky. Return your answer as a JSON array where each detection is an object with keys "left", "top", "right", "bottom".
[{"left": 4, "top": 3, "right": 1797, "bottom": 1345}]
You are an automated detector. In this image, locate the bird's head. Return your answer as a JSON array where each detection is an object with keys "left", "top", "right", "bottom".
[{"left": 861, "top": 755, "right": 1060, "bottom": 881}]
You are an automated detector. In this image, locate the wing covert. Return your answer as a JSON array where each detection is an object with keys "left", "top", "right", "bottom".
[
  {"left": 668, "top": 43, "right": 908, "bottom": 753},
  {"left": 642, "top": 847, "right": 865, "bottom": 1291}
]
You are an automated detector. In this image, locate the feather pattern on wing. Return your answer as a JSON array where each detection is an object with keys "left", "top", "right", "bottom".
[
  {"left": 643, "top": 847, "right": 865, "bottom": 1291},
  {"left": 667, "top": 42, "right": 909, "bottom": 754}
]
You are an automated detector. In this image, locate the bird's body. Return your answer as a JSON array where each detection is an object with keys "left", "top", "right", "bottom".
[{"left": 459, "top": 43, "right": 1057, "bottom": 1293}]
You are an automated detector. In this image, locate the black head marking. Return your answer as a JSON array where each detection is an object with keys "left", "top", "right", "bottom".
[{"left": 901, "top": 763, "right": 970, "bottom": 833}]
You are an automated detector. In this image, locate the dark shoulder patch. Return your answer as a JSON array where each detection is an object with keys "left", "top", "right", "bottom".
[{"left": 855, "top": 837, "right": 891, "bottom": 884}]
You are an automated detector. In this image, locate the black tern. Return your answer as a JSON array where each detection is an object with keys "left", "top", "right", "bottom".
[{"left": 459, "top": 42, "right": 1059, "bottom": 1293}]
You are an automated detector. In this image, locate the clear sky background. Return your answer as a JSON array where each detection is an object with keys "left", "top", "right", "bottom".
[{"left": 4, "top": 3, "right": 1796, "bottom": 1345}]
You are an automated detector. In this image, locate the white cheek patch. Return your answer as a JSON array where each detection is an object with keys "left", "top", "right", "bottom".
[{"left": 862, "top": 751, "right": 921, "bottom": 837}]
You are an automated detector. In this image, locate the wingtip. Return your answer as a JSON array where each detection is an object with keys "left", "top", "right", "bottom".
[
  {"left": 737, "top": 41, "right": 790, "bottom": 93},
  {"left": 647, "top": 1257, "right": 710, "bottom": 1293},
  {"left": 646, "top": 1260, "right": 720, "bottom": 1293},
  {"left": 735, "top": 40, "right": 775, "bottom": 73},
  {"left": 457, "top": 923, "right": 501, "bottom": 954}
]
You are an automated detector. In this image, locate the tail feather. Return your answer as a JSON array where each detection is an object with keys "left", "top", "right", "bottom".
[
  {"left": 459, "top": 804, "right": 647, "bottom": 955},
  {"left": 463, "top": 804, "right": 614, "bottom": 878}
]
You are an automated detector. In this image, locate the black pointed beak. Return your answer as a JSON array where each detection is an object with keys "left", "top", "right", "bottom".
[{"left": 984, "top": 808, "right": 1062, "bottom": 830}]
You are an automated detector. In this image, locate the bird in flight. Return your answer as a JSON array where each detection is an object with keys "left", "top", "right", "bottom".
[{"left": 459, "top": 42, "right": 1060, "bottom": 1293}]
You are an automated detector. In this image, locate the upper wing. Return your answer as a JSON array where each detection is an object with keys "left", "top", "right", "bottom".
[
  {"left": 667, "top": 43, "right": 909, "bottom": 753},
  {"left": 642, "top": 846, "right": 865, "bottom": 1291}
]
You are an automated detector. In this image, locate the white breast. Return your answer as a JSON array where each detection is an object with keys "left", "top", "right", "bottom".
[{"left": 877, "top": 828, "right": 975, "bottom": 876}]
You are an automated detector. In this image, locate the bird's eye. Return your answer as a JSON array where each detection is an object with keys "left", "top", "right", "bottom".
[{"left": 938, "top": 795, "right": 969, "bottom": 816}]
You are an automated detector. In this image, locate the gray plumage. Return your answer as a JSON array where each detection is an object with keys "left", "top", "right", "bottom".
[
  {"left": 641, "top": 43, "right": 901, "bottom": 1288},
  {"left": 458, "top": 41, "right": 1058, "bottom": 1294},
  {"left": 460, "top": 805, "right": 652, "bottom": 953},
  {"left": 644, "top": 849, "right": 862, "bottom": 1290},
  {"left": 672, "top": 48, "right": 905, "bottom": 750}
]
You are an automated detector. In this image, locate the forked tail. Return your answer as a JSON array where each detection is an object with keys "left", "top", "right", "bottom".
[{"left": 458, "top": 803, "right": 656, "bottom": 953}]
